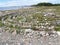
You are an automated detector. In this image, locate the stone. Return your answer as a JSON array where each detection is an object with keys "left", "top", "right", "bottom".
[
  {"left": 57, "top": 31, "right": 60, "bottom": 35},
  {"left": 6, "top": 43, "right": 8, "bottom": 45}
]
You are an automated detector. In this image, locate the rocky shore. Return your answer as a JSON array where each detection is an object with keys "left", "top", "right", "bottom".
[
  {"left": 0, "top": 6, "right": 60, "bottom": 45},
  {"left": 0, "top": 30, "right": 60, "bottom": 45}
]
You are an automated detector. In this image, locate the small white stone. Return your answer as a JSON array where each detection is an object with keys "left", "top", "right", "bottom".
[
  {"left": 40, "top": 31, "right": 45, "bottom": 36},
  {"left": 13, "top": 17, "right": 15, "bottom": 19},
  {"left": 44, "top": 14, "right": 47, "bottom": 16},
  {"left": 25, "top": 29, "right": 33, "bottom": 33},
  {"left": 48, "top": 27, "right": 51, "bottom": 29},
  {"left": 57, "top": 31, "right": 60, "bottom": 35},
  {"left": 46, "top": 22, "right": 49, "bottom": 25},
  {"left": 37, "top": 21, "right": 39, "bottom": 23},
  {"left": 49, "top": 42, "right": 51, "bottom": 45},
  {"left": 53, "top": 31, "right": 56, "bottom": 33},
  {"left": 17, "top": 43, "right": 20, "bottom": 45},
  {"left": 45, "top": 19, "right": 47, "bottom": 20},
  {"left": 3, "top": 21, "right": 6, "bottom": 24},
  {"left": 46, "top": 33, "right": 49, "bottom": 36},
  {"left": 41, "top": 26, "right": 44, "bottom": 28},
  {"left": 6, "top": 43, "right": 8, "bottom": 45},
  {"left": 51, "top": 26, "right": 54, "bottom": 29}
]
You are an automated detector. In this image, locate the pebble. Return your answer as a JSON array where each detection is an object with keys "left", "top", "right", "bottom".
[{"left": 0, "top": 30, "right": 60, "bottom": 45}]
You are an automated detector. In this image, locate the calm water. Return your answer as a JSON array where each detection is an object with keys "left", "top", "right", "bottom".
[{"left": 0, "top": 6, "right": 31, "bottom": 11}]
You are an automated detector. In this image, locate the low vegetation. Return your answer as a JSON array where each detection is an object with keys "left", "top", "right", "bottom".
[
  {"left": 33, "top": 2, "right": 60, "bottom": 6},
  {"left": 0, "top": 6, "right": 60, "bottom": 34}
]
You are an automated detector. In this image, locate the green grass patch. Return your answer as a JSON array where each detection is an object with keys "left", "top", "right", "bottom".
[{"left": 55, "top": 25, "right": 60, "bottom": 31}]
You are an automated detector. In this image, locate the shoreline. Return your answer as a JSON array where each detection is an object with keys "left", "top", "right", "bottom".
[{"left": 0, "top": 6, "right": 33, "bottom": 11}]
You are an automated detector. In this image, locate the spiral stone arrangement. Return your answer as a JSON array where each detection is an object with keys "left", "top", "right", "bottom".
[{"left": 0, "top": 6, "right": 60, "bottom": 45}]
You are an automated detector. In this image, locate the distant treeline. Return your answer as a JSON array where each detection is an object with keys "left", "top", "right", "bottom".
[{"left": 32, "top": 2, "right": 60, "bottom": 6}]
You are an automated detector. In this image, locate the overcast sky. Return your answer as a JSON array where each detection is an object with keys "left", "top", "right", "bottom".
[{"left": 0, "top": 0, "right": 60, "bottom": 7}]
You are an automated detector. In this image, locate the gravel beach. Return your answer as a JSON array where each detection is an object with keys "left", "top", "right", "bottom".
[{"left": 0, "top": 30, "right": 60, "bottom": 45}]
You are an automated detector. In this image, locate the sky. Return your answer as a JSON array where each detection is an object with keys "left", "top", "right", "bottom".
[{"left": 0, "top": 0, "right": 60, "bottom": 7}]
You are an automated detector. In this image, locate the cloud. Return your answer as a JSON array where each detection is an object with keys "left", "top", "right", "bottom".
[
  {"left": 0, "top": 0, "right": 20, "bottom": 7},
  {"left": 0, "top": 0, "right": 41, "bottom": 7},
  {"left": 0, "top": 0, "right": 60, "bottom": 7}
]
